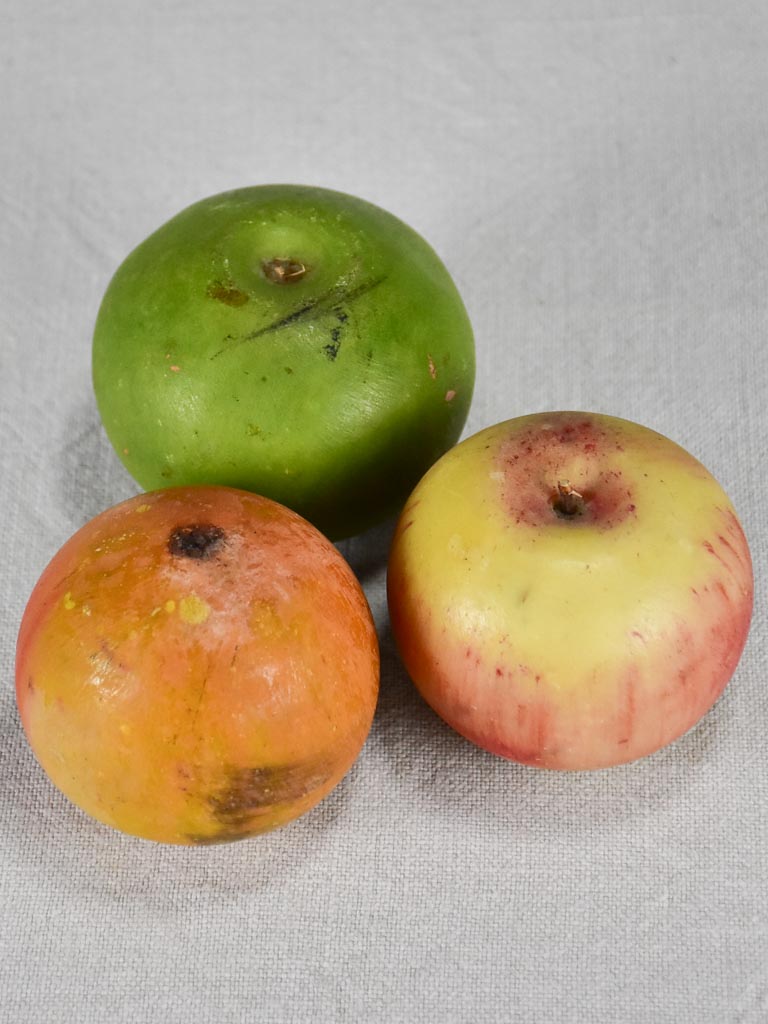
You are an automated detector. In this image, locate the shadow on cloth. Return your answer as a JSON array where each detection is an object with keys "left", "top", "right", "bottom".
[
  {"left": 0, "top": 687, "right": 358, "bottom": 903},
  {"left": 51, "top": 393, "right": 138, "bottom": 530},
  {"left": 367, "top": 619, "right": 736, "bottom": 835}
]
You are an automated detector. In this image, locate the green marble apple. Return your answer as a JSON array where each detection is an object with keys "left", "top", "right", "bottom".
[{"left": 92, "top": 185, "right": 475, "bottom": 538}]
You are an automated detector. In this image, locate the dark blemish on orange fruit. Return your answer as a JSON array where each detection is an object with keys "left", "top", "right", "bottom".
[
  {"left": 186, "top": 828, "right": 257, "bottom": 845},
  {"left": 168, "top": 524, "right": 226, "bottom": 560},
  {"left": 206, "top": 761, "right": 333, "bottom": 831},
  {"left": 207, "top": 281, "right": 250, "bottom": 307}
]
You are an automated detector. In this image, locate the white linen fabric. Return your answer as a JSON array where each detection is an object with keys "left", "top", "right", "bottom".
[{"left": 1, "top": 2, "right": 766, "bottom": 1021}]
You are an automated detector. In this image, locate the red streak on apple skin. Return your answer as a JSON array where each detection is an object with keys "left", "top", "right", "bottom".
[
  {"left": 618, "top": 666, "right": 639, "bottom": 745},
  {"left": 497, "top": 414, "right": 637, "bottom": 529},
  {"left": 702, "top": 540, "right": 730, "bottom": 572},
  {"left": 445, "top": 573, "right": 749, "bottom": 768},
  {"left": 723, "top": 508, "right": 752, "bottom": 558},
  {"left": 485, "top": 726, "right": 550, "bottom": 765},
  {"left": 471, "top": 683, "right": 552, "bottom": 767},
  {"left": 717, "top": 534, "right": 739, "bottom": 558}
]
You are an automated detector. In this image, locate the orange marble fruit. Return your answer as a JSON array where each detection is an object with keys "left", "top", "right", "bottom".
[{"left": 16, "top": 486, "right": 379, "bottom": 843}]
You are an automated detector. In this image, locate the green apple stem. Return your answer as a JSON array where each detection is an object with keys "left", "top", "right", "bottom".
[
  {"left": 553, "top": 480, "right": 586, "bottom": 519},
  {"left": 261, "top": 257, "right": 308, "bottom": 284}
]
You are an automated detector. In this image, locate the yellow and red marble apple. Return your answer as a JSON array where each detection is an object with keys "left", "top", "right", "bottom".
[
  {"left": 16, "top": 487, "right": 379, "bottom": 843},
  {"left": 387, "top": 412, "right": 753, "bottom": 770}
]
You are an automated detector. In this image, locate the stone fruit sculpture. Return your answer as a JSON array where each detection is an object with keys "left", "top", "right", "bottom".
[
  {"left": 16, "top": 486, "right": 379, "bottom": 843},
  {"left": 92, "top": 185, "right": 475, "bottom": 539},
  {"left": 387, "top": 411, "right": 753, "bottom": 770}
]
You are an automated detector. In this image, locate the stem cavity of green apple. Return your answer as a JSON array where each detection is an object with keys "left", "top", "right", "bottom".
[{"left": 261, "top": 257, "right": 308, "bottom": 284}]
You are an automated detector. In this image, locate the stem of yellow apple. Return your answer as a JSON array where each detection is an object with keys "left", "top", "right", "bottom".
[{"left": 553, "top": 480, "right": 586, "bottom": 518}]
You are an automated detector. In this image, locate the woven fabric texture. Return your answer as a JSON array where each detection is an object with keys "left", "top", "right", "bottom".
[{"left": 1, "top": 2, "right": 766, "bottom": 1021}]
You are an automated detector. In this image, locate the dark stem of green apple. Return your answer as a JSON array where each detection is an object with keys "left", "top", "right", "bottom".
[
  {"left": 553, "top": 481, "right": 586, "bottom": 519},
  {"left": 262, "top": 257, "right": 308, "bottom": 284}
]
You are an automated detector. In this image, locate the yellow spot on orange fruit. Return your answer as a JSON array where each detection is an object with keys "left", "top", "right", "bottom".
[
  {"left": 179, "top": 594, "right": 210, "bottom": 625},
  {"left": 136, "top": 504, "right": 151, "bottom": 513},
  {"left": 164, "top": 600, "right": 176, "bottom": 613},
  {"left": 63, "top": 593, "right": 76, "bottom": 610},
  {"left": 250, "top": 599, "right": 283, "bottom": 638}
]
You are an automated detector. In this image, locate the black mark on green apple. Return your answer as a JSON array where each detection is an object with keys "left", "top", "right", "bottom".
[
  {"left": 207, "top": 281, "right": 250, "bottom": 307},
  {"left": 209, "top": 275, "right": 386, "bottom": 359}
]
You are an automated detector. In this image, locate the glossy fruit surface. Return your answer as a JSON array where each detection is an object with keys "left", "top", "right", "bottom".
[
  {"left": 92, "top": 185, "right": 475, "bottom": 539},
  {"left": 16, "top": 487, "right": 379, "bottom": 843},
  {"left": 388, "top": 411, "right": 753, "bottom": 770}
]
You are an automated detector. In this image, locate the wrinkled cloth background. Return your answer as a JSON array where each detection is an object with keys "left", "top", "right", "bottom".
[{"left": 2, "top": 2, "right": 767, "bottom": 1022}]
